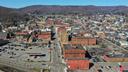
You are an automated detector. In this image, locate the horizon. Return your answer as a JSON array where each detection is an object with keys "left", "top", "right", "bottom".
[
  {"left": 0, "top": 0, "right": 128, "bottom": 8},
  {"left": 1, "top": 5, "right": 128, "bottom": 9}
]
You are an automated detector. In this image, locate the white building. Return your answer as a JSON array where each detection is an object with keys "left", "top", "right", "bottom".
[{"left": 119, "top": 41, "right": 128, "bottom": 46}]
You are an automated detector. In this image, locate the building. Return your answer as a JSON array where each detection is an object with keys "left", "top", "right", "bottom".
[
  {"left": 69, "top": 37, "right": 96, "bottom": 46},
  {"left": 45, "top": 18, "right": 54, "bottom": 27},
  {"left": 54, "top": 18, "right": 63, "bottom": 25},
  {"left": 0, "top": 32, "right": 7, "bottom": 40},
  {"left": 58, "top": 27, "right": 68, "bottom": 45},
  {"left": 63, "top": 44, "right": 90, "bottom": 70},
  {"left": 16, "top": 31, "right": 28, "bottom": 36},
  {"left": 103, "top": 54, "right": 128, "bottom": 62},
  {"left": 38, "top": 32, "right": 51, "bottom": 40},
  {"left": 16, "top": 31, "right": 29, "bottom": 42},
  {"left": 119, "top": 41, "right": 128, "bottom": 47},
  {"left": 66, "top": 59, "right": 90, "bottom": 70},
  {"left": 88, "top": 48, "right": 110, "bottom": 57},
  {"left": 63, "top": 44, "right": 86, "bottom": 59},
  {"left": 96, "top": 31, "right": 106, "bottom": 38}
]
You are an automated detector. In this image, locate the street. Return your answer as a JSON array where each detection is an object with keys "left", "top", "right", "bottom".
[{"left": 50, "top": 26, "right": 66, "bottom": 72}]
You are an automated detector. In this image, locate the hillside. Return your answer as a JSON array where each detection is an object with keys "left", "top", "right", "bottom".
[
  {"left": 1, "top": 5, "right": 128, "bottom": 27},
  {"left": 1, "top": 5, "right": 128, "bottom": 15},
  {"left": 19, "top": 5, "right": 128, "bottom": 14}
]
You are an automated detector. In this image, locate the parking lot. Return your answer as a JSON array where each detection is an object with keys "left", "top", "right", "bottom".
[{"left": 0, "top": 42, "right": 51, "bottom": 71}]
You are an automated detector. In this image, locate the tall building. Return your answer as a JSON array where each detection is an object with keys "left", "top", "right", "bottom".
[{"left": 58, "top": 27, "right": 68, "bottom": 45}]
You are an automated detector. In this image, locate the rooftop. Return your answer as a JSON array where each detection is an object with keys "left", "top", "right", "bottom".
[
  {"left": 66, "top": 58, "right": 89, "bottom": 60},
  {"left": 63, "top": 44, "right": 84, "bottom": 50},
  {"left": 107, "top": 53, "right": 128, "bottom": 58}
]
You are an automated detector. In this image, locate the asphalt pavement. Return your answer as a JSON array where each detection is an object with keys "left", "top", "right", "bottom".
[{"left": 50, "top": 26, "right": 66, "bottom": 72}]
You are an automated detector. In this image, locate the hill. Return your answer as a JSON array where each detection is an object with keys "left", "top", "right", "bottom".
[
  {"left": 1, "top": 5, "right": 128, "bottom": 27},
  {"left": 19, "top": 5, "right": 128, "bottom": 14}
]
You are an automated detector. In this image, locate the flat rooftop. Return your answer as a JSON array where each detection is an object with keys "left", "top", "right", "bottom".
[
  {"left": 66, "top": 58, "right": 89, "bottom": 60},
  {"left": 63, "top": 44, "right": 85, "bottom": 50},
  {"left": 88, "top": 48, "right": 110, "bottom": 56},
  {"left": 107, "top": 52, "right": 128, "bottom": 58}
]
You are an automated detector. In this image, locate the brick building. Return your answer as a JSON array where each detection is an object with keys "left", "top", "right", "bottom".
[
  {"left": 69, "top": 37, "right": 96, "bottom": 45},
  {"left": 38, "top": 32, "right": 51, "bottom": 40},
  {"left": 63, "top": 44, "right": 86, "bottom": 59},
  {"left": 63, "top": 44, "right": 90, "bottom": 70},
  {"left": 66, "top": 59, "right": 90, "bottom": 70},
  {"left": 58, "top": 27, "right": 68, "bottom": 45},
  {"left": 16, "top": 31, "right": 28, "bottom": 36},
  {"left": 103, "top": 54, "right": 128, "bottom": 62}
]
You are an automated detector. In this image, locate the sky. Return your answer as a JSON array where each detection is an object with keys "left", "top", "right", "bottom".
[{"left": 0, "top": 0, "right": 128, "bottom": 8}]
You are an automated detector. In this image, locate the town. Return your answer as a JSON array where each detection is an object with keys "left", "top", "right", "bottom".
[{"left": 0, "top": 12, "right": 128, "bottom": 72}]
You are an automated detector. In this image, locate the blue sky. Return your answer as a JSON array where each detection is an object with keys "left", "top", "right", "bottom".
[{"left": 0, "top": 0, "right": 128, "bottom": 8}]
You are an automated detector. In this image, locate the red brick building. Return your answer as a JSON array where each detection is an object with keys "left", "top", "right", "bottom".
[
  {"left": 66, "top": 59, "right": 90, "bottom": 70},
  {"left": 63, "top": 44, "right": 86, "bottom": 59},
  {"left": 63, "top": 44, "right": 90, "bottom": 70},
  {"left": 16, "top": 31, "right": 28, "bottom": 36},
  {"left": 38, "top": 32, "right": 51, "bottom": 40},
  {"left": 70, "top": 37, "right": 96, "bottom": 45},
  {"left": 58, "top": 27, "right": 68, "bottom": 45},
  {"left": 88, "top": 38, "right": 97, "bottom": 45}
]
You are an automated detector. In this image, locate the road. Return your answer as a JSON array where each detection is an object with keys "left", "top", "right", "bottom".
[
  {"left": 0, "top": 25, "right": 66, "bottom": 72},
  {"left": 50, "top": 26, "right": 66, "bottom": 72},
  {"left": 88, "top": 62, "right": 128, "bottom": 72},
  {"left": 83, "top": 19, "right": 128, "bottom": 52},
  {"left": 103, "top": 38, "right": 128, "bottom": 51},
  {"left": 80, "top": 18, "right": 128, "bottom": 72}
]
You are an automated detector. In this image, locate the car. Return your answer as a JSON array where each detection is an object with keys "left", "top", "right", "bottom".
[
  {"left": 42, "top": 64, "right": 46, "bottom": 65},
  {"left": 10, "top": 47, "right": 14, "bottom": 50},
  {"left": 4, "top": 47, "right": 8, "bottom": 49},
  {"left": 108, "top": 66, "right": 111, "bottom": 68},
  {"left": 21, "top": 49, "right": 25, "bottom": 51},
  {"left": 9, "top": 56, "right": 14, "bottom": 58},
  {"left": 30, "top": 48, "right": 32, "bottom": 49},
  {"left": 101, "top": 66, "right": 103, "bottom": 69},
  {"left": 15, "top": 49, "right": 19, "bottom": 51}
]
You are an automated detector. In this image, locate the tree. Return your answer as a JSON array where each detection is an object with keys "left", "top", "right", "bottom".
[{"left": 100, "top": 43, "right": 107, "bottom": 48}]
